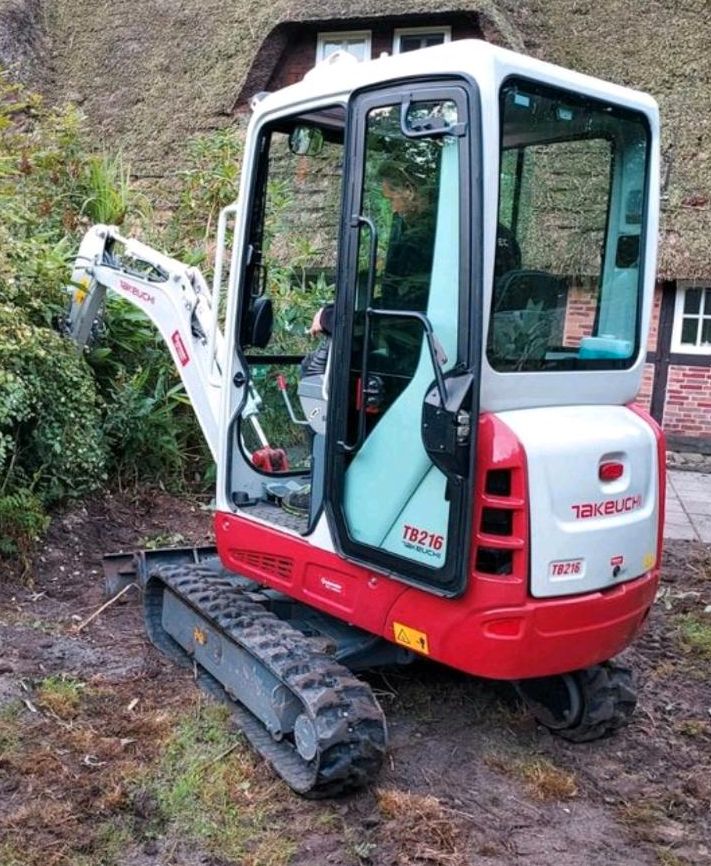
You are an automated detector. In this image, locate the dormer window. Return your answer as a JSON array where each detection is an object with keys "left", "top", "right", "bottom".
[
  {"left": 316, "top": 31, "right": 372, "bottom": 63},
  {"left": 393, "top": 26, "right": 452, "bottom": 54}
]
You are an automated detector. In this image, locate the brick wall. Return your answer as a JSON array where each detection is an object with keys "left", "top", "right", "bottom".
[
  {"left": 562, "top": 283, "right": 597, "bottom": 346},
  {"left": 636, "top": 363, "right": 655, "bottom": 412},
  {"left": 663, "top": 365, "right": 711, "bottom": 438},
  {"left": 639, "top": 282, "right": 711, "bottom": 447}
]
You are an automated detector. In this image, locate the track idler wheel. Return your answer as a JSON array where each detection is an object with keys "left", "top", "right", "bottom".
[{"left": 515, "top": 661, "right": 637, "bottom": 742}]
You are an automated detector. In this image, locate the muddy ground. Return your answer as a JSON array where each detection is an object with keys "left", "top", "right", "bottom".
[{"left": 0, "top": 489, "right": 709, "bottom": 866}]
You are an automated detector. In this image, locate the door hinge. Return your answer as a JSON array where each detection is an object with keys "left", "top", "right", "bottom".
[{"left": 456, "top": 410, "right": 471, "bottom": 445}]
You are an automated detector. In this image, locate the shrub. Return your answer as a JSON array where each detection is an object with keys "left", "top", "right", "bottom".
[
  {"left": 0, "top": 74, "right": 119, "bottom": 567},
  {"left": 0, "top": 304, "right": 106, "bottom": 503},
  {"left": 0, "top": 78, "right": 240, "bottom": 567}
]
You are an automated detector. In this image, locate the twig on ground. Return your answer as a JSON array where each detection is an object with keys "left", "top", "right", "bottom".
[{"left": 72, "top": 583, "right": 137, "bottom": 632}]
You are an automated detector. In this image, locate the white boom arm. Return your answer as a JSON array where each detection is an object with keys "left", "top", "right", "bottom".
[
  {"left": 65, "top": 222, "right": 268, "bottom": 461},
  {"left": 66, "top": 224, "right": 223, "bottom": 458}
]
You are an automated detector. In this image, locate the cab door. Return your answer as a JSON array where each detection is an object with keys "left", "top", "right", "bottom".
[{"left": 325, "top": 81, "right": 480, "bottom": 595}]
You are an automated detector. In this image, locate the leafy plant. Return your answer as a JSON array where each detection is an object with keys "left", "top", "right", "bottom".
[
  {"left": 0, "top": 75, "right": 238, "bottom": 567},
  {"left": 81, "top": 152, "right": 134, "bottom": 225}
]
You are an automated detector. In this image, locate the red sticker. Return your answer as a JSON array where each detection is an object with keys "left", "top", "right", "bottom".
[{"left": 171, "top": 330, "right": 190, "bottom": 367}]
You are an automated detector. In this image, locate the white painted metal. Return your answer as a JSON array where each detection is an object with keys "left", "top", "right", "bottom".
[
  {"left": 499, "top": 405, "right": 659, "bottom": 598},
  {"left": 66, "top": 224, "right": 225, "bottom": 459}
]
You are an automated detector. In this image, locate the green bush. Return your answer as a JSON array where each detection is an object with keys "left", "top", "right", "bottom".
[
  {"left": 0, "top": 305, "right": 105, "bottom": 500},
  {"left": 0, "top": 70, "right": 234, "bottom": 569},
  {"left": 0, "top": 74, "right": 168, "bottom": 569}
]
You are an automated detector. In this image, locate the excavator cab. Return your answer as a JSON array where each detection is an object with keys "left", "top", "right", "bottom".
[{"left": 231, "top": 82, "right": 476, "bottom": 594}]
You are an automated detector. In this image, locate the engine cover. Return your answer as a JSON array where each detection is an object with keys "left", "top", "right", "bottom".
[{"left": 497, "top": 405, "right": 659, "bottom": 599}]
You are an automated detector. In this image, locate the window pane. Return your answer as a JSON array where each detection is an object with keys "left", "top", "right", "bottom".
[
  {"left": 681, "top": 317, "right": 699, "bottom": 345},
  {"left": 354, "top": 100, "right": 459, "bottom": 390},
  {"left": 243, "top": 114, "right": 345, "bottom": 467},
  {"left": 704, "top": 288, "right": 711, "bottom": 315},
  {"left": 344, "top": 38, "right": 367, "bottom": 62},
  {"left": 399, "top": 33, "right": 446, "bottom": 53},
  {"left": 400, "top": 36, "right": 423, "bottom": 52},
  {"left": 321, "top": 37, "right": 367, "bottom": 62},
  {"left": 488, "top": 80, "right": 649, "bottom": 372},
  {"left": 684, "top": 287, "right": 701, "bottom": 314},
  {"left": 701, "top": 318, "right": 711, "bottom": 346}
]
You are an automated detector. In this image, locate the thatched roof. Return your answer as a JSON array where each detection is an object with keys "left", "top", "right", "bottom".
[{"left": 1, "top": 0, "right": 709, "bottom": 278}]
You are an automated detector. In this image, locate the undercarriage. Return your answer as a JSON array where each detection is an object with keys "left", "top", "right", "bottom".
[{"left": 107, "top": 548, "right": 640, "bottom": 795}]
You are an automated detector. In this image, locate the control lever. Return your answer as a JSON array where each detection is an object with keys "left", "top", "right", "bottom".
[{"left": 276, "top": 373, "right": 310, "bottom": 426}]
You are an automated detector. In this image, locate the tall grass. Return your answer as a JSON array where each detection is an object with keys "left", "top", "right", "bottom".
[{"left": 81, "top": 152, "right": 132, "bottom": 224}]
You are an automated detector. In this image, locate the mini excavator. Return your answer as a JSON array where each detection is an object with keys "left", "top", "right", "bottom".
[{"left": 65, "top": 41, "right": 664, "bottom": 796}]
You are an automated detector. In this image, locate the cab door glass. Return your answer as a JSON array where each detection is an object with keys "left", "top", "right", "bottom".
[{"left": 342, "top": 98, "right": 462, "bottom": 570}]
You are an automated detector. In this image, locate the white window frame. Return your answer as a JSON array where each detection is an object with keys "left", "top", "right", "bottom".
[
  {"left": 316, "top": 30, "right": 372, "bottom": 63},
  {"left": 393, "top": 26, "right": 452, "bottom": 54},
  {"left": 671, "top": 280, "right": 711, "bottom": 354}
]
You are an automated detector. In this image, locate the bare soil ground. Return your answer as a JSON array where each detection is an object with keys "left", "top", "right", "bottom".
[{"left": 0, "top": 489, "right": 709, "bottom": 866}]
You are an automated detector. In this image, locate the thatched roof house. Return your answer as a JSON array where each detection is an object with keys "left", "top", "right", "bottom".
[
  {"left": 1, "top": 0, "right": 709, "bottom": 280},
  {"left": 2, "top": 0, "right": 710, "bottom": 445}
]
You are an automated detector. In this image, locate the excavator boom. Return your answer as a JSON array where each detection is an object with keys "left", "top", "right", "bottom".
[{"left": 65, "top": 223, "right": 231, "bottom": 459}]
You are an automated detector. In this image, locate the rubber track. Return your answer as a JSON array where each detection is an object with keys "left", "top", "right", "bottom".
[{"left": 143, "top": 563, "right": 387, "bottom": 797}]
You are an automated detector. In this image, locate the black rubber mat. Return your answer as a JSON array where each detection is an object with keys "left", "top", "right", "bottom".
[{"left": 243, "top": 499, "right": 309, "bottom": 534}]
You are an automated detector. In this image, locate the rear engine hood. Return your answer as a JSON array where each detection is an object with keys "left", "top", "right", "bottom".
[{"left": 497, "top": 405, "right": 659, "bottom": 598}]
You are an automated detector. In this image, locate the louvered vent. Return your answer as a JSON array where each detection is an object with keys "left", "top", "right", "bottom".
[{"left": 232, "top": 550, "right": 294, "bottom": 579}]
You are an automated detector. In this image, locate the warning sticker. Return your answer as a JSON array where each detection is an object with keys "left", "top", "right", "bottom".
[
  {"left": 171, "top": 330, "right": 190, "bottom": 367},
  {"left": 393, "top": 621, "right": 429, "bottom": 655}
]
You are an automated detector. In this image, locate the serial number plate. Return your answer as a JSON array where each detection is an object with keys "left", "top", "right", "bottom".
[{"left": 549, "top": 559, "right": 585, "bottom": 580}]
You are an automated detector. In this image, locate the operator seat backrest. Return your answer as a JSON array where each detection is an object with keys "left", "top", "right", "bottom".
[{"left": 343, "top": 140, "right": 459, "bottom": 551}]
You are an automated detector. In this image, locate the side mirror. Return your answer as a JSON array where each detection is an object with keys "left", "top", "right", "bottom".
[
  {"left": 245, "top": 297, "right": 273, "bottom": 349},
  {"left": 421, "top": 372, "right": 473, "bottom": 478},
  {"left": 289, "top": 126, "right": 324, "bottom": 156}
]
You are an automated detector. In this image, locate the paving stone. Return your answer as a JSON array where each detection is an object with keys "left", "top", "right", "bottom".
[
  {"left": 663, "top": 522, "right": 699, "bottom": 541},
  {"left": 688, "top": 515, "right": 711, "bottom": 543}
]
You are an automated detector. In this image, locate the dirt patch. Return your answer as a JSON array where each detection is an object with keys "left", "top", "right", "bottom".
[{"left": 1, "top": 490, "right": 709, "bottom": 865}]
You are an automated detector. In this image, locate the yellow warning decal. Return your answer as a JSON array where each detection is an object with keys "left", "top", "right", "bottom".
[
  {"left": 193, "top": 626, "right": 207, "bottom": 646},
  {"left": 393, "top": 621, "right": 429, "bottom": 655},
  {"left": 643, "top": 552, "right": 656, "bottom": 570},
  {"left": 74, "top": 275, "right": 90, "bottom": 305}
]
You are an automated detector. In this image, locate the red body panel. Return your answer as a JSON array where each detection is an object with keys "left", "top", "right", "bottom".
[{"left": 215, "top": 411, "right": 663, "bottom": 681}]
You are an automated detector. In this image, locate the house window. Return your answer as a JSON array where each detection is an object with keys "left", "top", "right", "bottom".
[
  {"left": 316, "top": 31, "right": 371, "bottom": 63},
  {"left": 671, "top": 283, "right": 711, "bottom": 354},
  {"left": 393, "top": 26, "right": 452, "bottom": 54}
]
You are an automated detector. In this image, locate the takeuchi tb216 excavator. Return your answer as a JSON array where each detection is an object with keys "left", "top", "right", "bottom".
[{"left": 65, "top": 40, "right": 665, "bottom": 796}]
